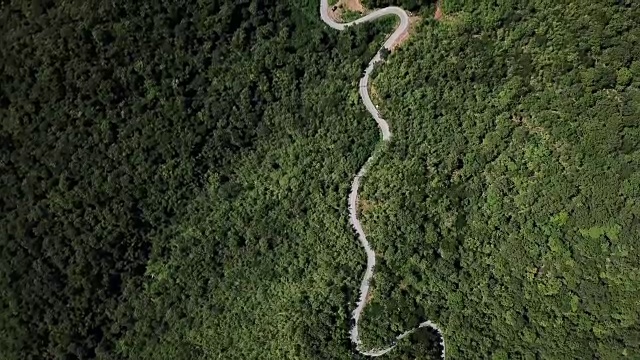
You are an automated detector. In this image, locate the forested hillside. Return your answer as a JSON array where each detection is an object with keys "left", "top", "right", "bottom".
[
  {"left": 0, "top": 0, "right": 395, "bottom": 358},
  {"left": 360, "top": 0, "right": 640, "bottom": 358},
  {"left": 2, "top": 0, "right": 639, "bottom": 359}
]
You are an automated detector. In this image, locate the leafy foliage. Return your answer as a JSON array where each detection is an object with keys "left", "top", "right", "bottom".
[
  {"left": 359, "top": 0, "right": 640, "bottom": 358},
  {"left": 2, "top": 0, "right": 639, "bottom": 359},
  {"left": 1, "top": 0, "right": 390, "bottom": 358}
]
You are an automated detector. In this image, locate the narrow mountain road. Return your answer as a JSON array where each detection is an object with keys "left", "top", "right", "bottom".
[{"left": 319, "top": 1, "right": 447, "bottom": 358}]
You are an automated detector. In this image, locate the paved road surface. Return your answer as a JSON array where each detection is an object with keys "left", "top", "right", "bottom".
[{"left": 319, "top": 1, "right": 446, "bottom": 358}]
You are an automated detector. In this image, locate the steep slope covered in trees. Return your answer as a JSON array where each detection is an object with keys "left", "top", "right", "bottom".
[
  {"left": 0, "top": 0, "right": 397, "bottom": 358},
  {"left": 359, "top": 0, "right": 640, "bottom": 358},
  {"left": 2, "top": 0, "right": 639, "bottom": 359}
]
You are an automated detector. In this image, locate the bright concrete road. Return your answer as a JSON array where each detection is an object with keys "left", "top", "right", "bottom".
[{"left": 319, "top": 0, "right": 446, "bottom": 358}]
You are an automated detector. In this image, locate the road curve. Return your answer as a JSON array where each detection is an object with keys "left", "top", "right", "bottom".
[{"left": 319, "top": 1, "right": 446, "bottom": 358}]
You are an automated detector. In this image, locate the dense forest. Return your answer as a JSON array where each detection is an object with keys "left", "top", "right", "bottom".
[
  {"left": 0, "top": 0, "right": 393, "bottom": 358},
  {"left": 1, "top": 0, "right": 639, "bottom": 359},
  {"left": 359, "top": 0, "right": 640, "bottom": 358}
]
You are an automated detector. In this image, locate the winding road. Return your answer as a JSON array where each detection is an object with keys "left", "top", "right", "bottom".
[{"left": 319, "top": 1, "right": 446, "bottom": 358}]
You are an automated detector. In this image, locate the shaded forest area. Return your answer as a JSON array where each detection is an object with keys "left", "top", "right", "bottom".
[
  {"left": 0, "top": 0, "right": 397, "bottom": 358},
  {"left": 359, "top": 0, "right": 640, "bottom": 358},
  {"left": 2, "top": 0, "right": 639, "bottom": 359}
]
